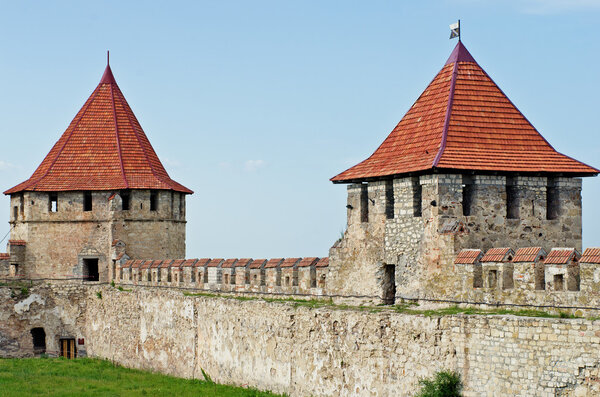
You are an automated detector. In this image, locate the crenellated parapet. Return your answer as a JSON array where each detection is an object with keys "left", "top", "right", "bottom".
[
  {"left": 452, "top": 247, "right": 600, "bottom": 309},
  {"left": 117, "top": 257, "right": 329, "bottom": 296}
]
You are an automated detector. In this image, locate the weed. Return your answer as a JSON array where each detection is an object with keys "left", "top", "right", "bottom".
[
  {"left": 110, "top": 280, "right": 115, "bottom": 288},
  {"left": 96, "top": 291, "right": 102, "bottom": 299},
  {"left": 416, "top": 370, "right": 462, "bottom": 397}
]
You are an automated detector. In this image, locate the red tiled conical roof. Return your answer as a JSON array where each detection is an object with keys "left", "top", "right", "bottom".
[
  {"left": 5, "top": 63, "right": 192, "bottom": 194},
  {"left": 331, "top": 41, "right": 598, "bottom": 183}
]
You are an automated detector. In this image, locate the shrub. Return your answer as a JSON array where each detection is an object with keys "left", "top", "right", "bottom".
[{"left": 416, "top": 370, "right": 462, "bottom": 397}]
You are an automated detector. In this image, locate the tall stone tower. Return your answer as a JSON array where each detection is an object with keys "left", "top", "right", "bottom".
[
  {"left": 328, "top": 41, "right": 598, "bottom": 301},
  {"left": 4, "top": 62, "right": 193, "bottom": 282}
]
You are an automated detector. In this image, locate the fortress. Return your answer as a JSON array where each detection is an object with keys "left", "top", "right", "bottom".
[{"left": 2, "top": 41, "right": 600, "bottom": 396}]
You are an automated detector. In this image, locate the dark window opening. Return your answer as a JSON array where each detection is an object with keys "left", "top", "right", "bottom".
[
  {"left": 285, "top": 276, "right": 290, "bottom": 286},
  {"left": 382, "top": 264, "right": 396, "bottom": 305},
  {"left": 150, "top": 190, "right": 158, "bottom": 211},
  {"left": 502, "top": 265, "right": 514, "bottom": 290},
  {"left": 121, "top": 190, "right": 130, "bottom": 211},
  {"left": 49, "top": 193, "right": 58, "bottom": 212},
  {"left": 473, "top": 264, "right": 483, "bottom": 288},
  {"left": 310, "top": 267, "right": 317, "bottom": 288},
  {"left": 147, "top": 270, "right": 151, "bottom": 282},
  {"left": 83, "top": 258, "right": 99, "bottom": 282},
  {"left": 167, "top": 269, "right": 172, "bottom": 283},
  {"left": 30, "top": 328, "right": 46, "bottom": 355},
  {"left": 568, "top": 264, "right": 580, "bottom": 291},
  {"left": 112, "top": 261, "right": 116, "bottom": 281},
  {"left": 506, "top": 177, "right": 519, "bottom": 219},
  {"left": 360, "top": 184, "right": 369, "bottom": 223},
  {"left": 535, "top": 263, "right": 545, "bottom": 290},
  {"left": 260, "top": 270, "right": 266, "bottom": 286},
  {"left": 157, "top": 269, "right": 162, "bottom": 282},
  {"left": 462, "top": 176, "right": 474, "bottom": 216},
  {"left": 83, "top": 192, "right": 92, "bottom": 212},
  {"left": 276, "top": 270, "right": 281, "bottom": 287},
  {"left": 13, "top": 206, "right": 18, "bottom": 220},
  {"left": 547, "top": 178, "right": 559, "bottom": 220},
  {"left": 60, "top": 338, "right": 76, "bottom": 359},
  {"left": 191, "top": 270, "right": 196, "bottom": 283},
  {"left": 554, "top": 274, "right": 564, "bottom": 291},
  {"left": 488, "top": 270, "right": 498, "bottom": 288},
  {"left": 203, "top": 270, "right": 208, "bottom": 283},
  {"left": 230, "top": 274, "right": 236, "bottom": 285},
  {"left": 413, "top": 177, "right": 422, "bottom": 217},
  {"left": 385, "top": 180, "right": 394, "bottom": 219},
  {"left": 245, "top": 271, "right": 250, "bottom": 285}
]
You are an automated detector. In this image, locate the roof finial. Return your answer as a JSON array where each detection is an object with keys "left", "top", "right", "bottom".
[
  {"left": 449, "top": 20, "right": 460, "bottom": 41},
  {"left": 107, "top": 50, "right": 110, "bottom": 66}
]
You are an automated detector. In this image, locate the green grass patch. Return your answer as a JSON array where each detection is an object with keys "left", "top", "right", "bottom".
[
  {"left": 0, "top": 357, "right": 283, "bottom": 397},
  {"left": 181, "top": 290, "right": 583, "bottom": 319}
]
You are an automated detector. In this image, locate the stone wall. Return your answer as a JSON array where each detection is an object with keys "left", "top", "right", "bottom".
[
  {"left": 329, "top": 174, "right": 584, "bottom": 301},
  {"left": 82, "top": 285, "right": 600, "bottom": 396},
  {"left": 7, "top": 190, "right": 186, "bottom": 281},
  {"left": 0, "top": 283, "right": 88, "bottom": 358}
]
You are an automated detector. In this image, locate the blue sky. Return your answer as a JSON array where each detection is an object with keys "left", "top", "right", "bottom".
[{"left": 0, "top": 1, "right": 599, "bottom": 257}]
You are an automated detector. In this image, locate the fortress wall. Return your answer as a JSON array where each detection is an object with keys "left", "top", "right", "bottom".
[{"left": 84, "top": 285, "right": 600, "bottom": 396}]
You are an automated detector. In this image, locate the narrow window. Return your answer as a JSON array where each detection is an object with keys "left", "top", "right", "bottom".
[
  {"left": 360, "top": 184, "right": 368, "bottom": 223},
  {"left": 157, "top": 268, "right": 162, "bottom": 282},
  {"left": 554, "top": 274, "right": 564, "bottom": 291},
  {"left": 473, "top": 264, "right": 483, "bottom": 288},
  {"left": 502, "top": 265, "right": 514, "bottom": 290},
  {"left": 13, "top": 206, "right": 18, "bottom": 220},
  {"left": 112, "top": 261, "right": 116, "bottom": 281},
  {"left": 224, "top": 274, "right": 229, "bottom": 284},
  {"left": 197, "top": 272, "right": 201, "bottom": 284},
  {"left": 121, "top": 190, "right": 130, "bottom": 211},
  {"left": 167, "top": 268, "right": 172, "bottom": 282},
  {"left": 462, "top": 175, "right": 474, "bottom": 216},
  {"left": 506, "top": 177, "right": 519, "bottom": 219},
  {"left": 147, "top": 270, "right": 151, "bottom": 282},
  {"left": 49, "top": 193, "right": 58, "bottom": 212},
  {"left": 413, "top": 177, "right": 422, "bottom": 217},
  {"left": 203, "top": 270, "right": 208, "bottom": 283},
  {"left": 488, "top": 270, "right": 498, "bottom": 288},
  {"left": 83, "top": 192, "right": 92, "bottom": 212},
  {"left": 382, "top": 264, "right": 396, "bottom": 304},
  {"left": 276, "top": 270, "right": 281, "bottom": 286},
  {"left": 120, "top": 268, "right": 123, "bottom": 280},
  {"left": 385, "top": 180, "right": 394, "bottom": 219},
  {"left": 150, "top": 190, "right": 158, "bottom": 211},
  {"left": 230, "top": 274, "right": 236, "bottom": 285},
  {"left": 191, "top": 270, "right": 196, "bottom": 283},
  {"left": 547, "top": 178, "right": 559, "bottom": 220},
  {"left": 535, "top": 262, "right": 545, "bottom": 290},
  {"left": 310, "top": 267, "right": 317, "bottom": 288},
  {"left": 179, "top": 194, "right": 184, "bottom": 217},
  {"left": 245, "top": 271, "right": 250, "bottom": 285}
]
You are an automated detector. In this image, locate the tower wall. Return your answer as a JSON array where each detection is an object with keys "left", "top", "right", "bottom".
[
  {"left": 8, "top": 190, "right": 186, "bottom": 281},
  {"left": 328, "top": 173, "right": 583, "bottom": 300}
]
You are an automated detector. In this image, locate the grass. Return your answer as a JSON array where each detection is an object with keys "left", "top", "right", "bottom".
[
  {"left": 182, "top": 290, "right": 578, "bottom": 319},
  {"left": 0, "top": 357, "right": 284, "bottom": 397}
]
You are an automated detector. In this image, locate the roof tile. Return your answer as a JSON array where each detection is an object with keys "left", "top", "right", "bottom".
[
  {"left": 5, "top": 65, "right": 192, "bottom": 195},
  {"left": 455, "top": 249, "right": 483, "bottom": 264},
  {"left": 331, "top": 42, "right": 598, "bottom": 182},
  {"left": 580, "top": 248, "right": 600, "bottom": 264}
]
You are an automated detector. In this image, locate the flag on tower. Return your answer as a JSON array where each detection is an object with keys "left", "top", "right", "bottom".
[{"left": 450, "top": 21, "right": 460, "bottom": 40}]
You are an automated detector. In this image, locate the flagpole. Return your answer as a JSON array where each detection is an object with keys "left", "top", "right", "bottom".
[{"left": 458, "top": 19, "right": 461, "bottom": 41}]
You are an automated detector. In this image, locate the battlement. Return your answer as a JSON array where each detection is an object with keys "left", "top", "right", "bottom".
[
  {"left": 447, "top": 247, "right": 600, "bottom": 310},
  {"left": 117, "top": 257, "right": 329, "bottom": 295}
]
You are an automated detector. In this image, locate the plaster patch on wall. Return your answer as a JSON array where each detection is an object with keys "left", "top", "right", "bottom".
[{"left": 13, "top": 294, "right": 45, "bottom": 315}]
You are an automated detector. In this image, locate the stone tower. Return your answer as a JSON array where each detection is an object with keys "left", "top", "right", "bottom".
[
  {"left": 328, "top": 41, "right": 598, "bottom": 301},
  {"left": 4, "top": 62, "right": 193, "bottom": 282}
]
